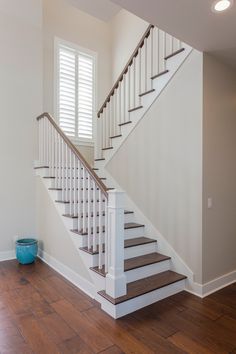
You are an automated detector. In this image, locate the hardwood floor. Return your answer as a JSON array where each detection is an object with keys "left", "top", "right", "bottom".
[{"left": 0, "top": 259, "right": 236, "bottom": 353}]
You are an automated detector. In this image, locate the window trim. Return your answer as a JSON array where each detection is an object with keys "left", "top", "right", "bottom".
[{"left": 54, "top": 37, "right": 97, "bottom": 147}]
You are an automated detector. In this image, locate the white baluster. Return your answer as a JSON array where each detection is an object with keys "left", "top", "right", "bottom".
[
  {"left": 77, "top": 160, "right": 81, "bottom": 231},
  {"left": 98, "top": 189, "right": 102, "bottom": 269},
  {"left": 150, "top": 28, "right": 154, "bottom": 86},
  {"left": 82, "top": 167, "right": 86, "bottom": 234},
  {"left": 73, "top": 154, "right": 77, "bottom": 217},
  {"left": 54, "top": 130, "right": 58, "bottom": 187},
  {"left": 144, "top": 38, "right": 148, "bottom": 93},
  {"left": 51, "top": 123, "right": 54, "bottom": 178},
  {"left": 87, "top": 174, "right": 91, "bottom": 250},
  {"left": 61, "top": 140, "right": 65, "bottom": 201},
  {"left": 128, "top": 66, "right": 131, "bottom": 114},
  {"left": 133, "top": 58, "right": 136, "bottom": 108},
  {"left": 104, "top": 197, "right": 108, "bottom": 273},
  {"left": 105, "top": 190, "right": 126, "bottom": 297},
  {"left": 93, "top": 181, "right": 97, "bottom": 254},
  {"left": 70, "top": 150, "right": 73, "bottom": 215}
]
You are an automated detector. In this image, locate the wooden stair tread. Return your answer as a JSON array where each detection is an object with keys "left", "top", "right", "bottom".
[
  {"left": 102, "top": 146, "right": 113, "bottom": 151},
  {"left": 128, "top": 105, "right": 143, "bottom": 113},
  {"left": 164, "top": 48, "right": 185, "bottom": 60},
  {"left": 63, "top": 210, "right": 133, "bottom": 219},
  {"left": 151, "top": 70, "right": 169, "bottom": 80},
  {"left": 124, "top": 236, "right": 156, "bottom": 248},
  {"left": 110, "top": 134, "right": 122, "bottom": 139},
  {"left": 56, "top": 199, "right": 105, "bottom": 204},
  {"left": 91, "top": 252, "right": 170, "bottom": 277},
  {"left": 80, "top": 236, "right": 156, "bottom": 255},
  {"left": 72, "top": 222, "right": 144, "bottom": 236},
  {"left": 139, "top": 89, "right": 155, "bottom": 97},
  {"left": 119, "top": 121, "right": 132, "bottom": 127},
  {"left": 98, "top": 271, "right": 187, "bottom": 305},
  {"left": 125, "top": 222, "right": 144, "bottom": 229}
]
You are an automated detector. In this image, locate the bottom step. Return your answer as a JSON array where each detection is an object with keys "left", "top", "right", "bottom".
[{"left": 98, "top": 271, "right": 186, "bottom": 318}]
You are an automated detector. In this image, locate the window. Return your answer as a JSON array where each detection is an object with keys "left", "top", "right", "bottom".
[{"left": 55, "top": 39, "right": 96, "bottom": 144}]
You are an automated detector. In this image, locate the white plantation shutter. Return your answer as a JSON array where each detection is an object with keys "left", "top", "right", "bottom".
[{"left": 57, "top": 41, "right": 95, "bottom": 142}]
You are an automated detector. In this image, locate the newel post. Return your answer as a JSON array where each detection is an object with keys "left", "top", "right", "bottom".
[{"left": 105, "top": 190, "right": 127, "bottom": 298}]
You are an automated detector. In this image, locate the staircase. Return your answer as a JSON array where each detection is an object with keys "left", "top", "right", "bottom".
[{"left": 35, "top": 24, "right": 192, "bottom": 319}]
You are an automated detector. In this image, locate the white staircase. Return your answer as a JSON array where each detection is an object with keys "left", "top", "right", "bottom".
[{"left": 35, "top": 24, "right": 192, "bottom": 319}]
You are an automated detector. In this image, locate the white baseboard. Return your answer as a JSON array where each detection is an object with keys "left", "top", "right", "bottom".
[
  {"left": 186, "top": 270, "right": 236, "bottom": 298},
  {"left": 0, "top": 250, "right": 16, "bottom": 262},
  {"left": 38, "top": 249, "right": 95, "bottom": 299}
]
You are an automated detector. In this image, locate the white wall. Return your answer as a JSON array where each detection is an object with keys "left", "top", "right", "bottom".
[
  {"left": 203, "top": 54, "right": 236, "bottom": 283},
  {"left": 0, "top": 0, "right": 42, "bottom": 255},
  {"left": 36, "top": 179, "right": 92, "bottom": 282},
  {"left": 109, "top": 9, "right": 148, "bottom": 83},
  {"left": 107, "top": 50, "right": 203, "bottom": 283}
]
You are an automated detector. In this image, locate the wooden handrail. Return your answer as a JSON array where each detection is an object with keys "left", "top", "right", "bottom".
[
  {"left": 37, "top": 112, "right": 108, "bottom": 197},
  {"left": 97, "top": 24, "right": 154, "bottom": 118}
]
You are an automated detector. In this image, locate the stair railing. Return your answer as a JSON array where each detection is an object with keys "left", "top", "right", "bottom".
[
  {"left": 37, "top": 113, "right": 126, "bottom": 297},
  {"left": 96, "top": 25, "right": 183, "bottom": 158}
]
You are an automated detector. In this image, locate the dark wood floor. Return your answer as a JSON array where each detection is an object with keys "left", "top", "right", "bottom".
[{"left": 0, "top": 259, "right": 236, "bottom": 354}]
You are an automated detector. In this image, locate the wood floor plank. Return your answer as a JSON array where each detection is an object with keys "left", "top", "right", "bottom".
[
  {"left": 0, "top": 260, "right": 236, "bottom": 353},
  {"left": 48, "top": 275, "right": 94, "bottom": 312},
  {"left": 16, "top": 314, "right": 60, "bottom": 354},
  {"left": 52, "top": 299, "right": 113, "bottom": 353},
  {"left": 82, "top": 307, "right": 156, "bottom": 354},
  {"left": 168, "top": 331, "right": 215, "bottom": 354},
  {"left": 58, "top": 335, "right": 94, "bottom": 354},
  {"left": 40, "top": 312, "right": 77, "bottom": 344},
  {"left": 99, "top": 345, "right": 125, "bottom": 354}
]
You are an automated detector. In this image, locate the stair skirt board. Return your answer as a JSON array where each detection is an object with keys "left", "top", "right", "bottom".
[{"left": 98, "top": 279, "right": 186, "bottom": 319}]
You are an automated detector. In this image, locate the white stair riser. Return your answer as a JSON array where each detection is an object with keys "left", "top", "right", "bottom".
[
  {"left": 99, "top": 279, "right": 186, "bottom": 319},
  {"left": 125, "top": 242, "right": 157, "bottom": 259},
  {"left": 89, "top": 270, "right": 105, "bottom": 291},
  {"left": 63, "top": 213, "right": 134, "bottom": 230},
  {"left": 89, "top": 259, "right": 170, "bottom": 289},
  {"left": 79, "top": 242, "right": 157, "bottom": 268},
  {"left": 126, "top": 259, "right": 170, "bottom": 283},
  {"left": 124, "top": 227, "right": 145, "bottom": 239}
]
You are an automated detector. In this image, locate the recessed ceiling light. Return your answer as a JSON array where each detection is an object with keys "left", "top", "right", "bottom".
[{"left": 212, "top": 0, "right": 234, "bottom": 12}]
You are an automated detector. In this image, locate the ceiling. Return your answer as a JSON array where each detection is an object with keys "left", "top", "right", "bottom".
[
  {"left": 67, "top": 0, "right": 121, "bottom": 22},
  {"left": 109, "top": 0, "right": 236, "bottom": 68}
]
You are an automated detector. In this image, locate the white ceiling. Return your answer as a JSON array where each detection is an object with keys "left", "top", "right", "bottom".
[
  {"left": 66, "top": 0, "right": 121, "bottom": 22},
  {"left": 109, "top": 0, "right": 236, "bottom": 68}
]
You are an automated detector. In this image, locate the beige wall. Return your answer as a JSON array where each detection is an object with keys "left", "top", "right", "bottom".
[
  {"left": 75, "top": 144, "right": 94, "bottom": 166},
  {"left": 107, "top": 50, "right": 203, "bottom": 283},
  {"left": 36, "top": 179, "right": 92, "bottom": 282},
  {"left": 109, "top": 9, "right": 148, "bottom": 83},
  {"left": 0, "top": 0, "right": 42, "bottom": 254},
  {"left": 203, "top": 54, "right": 236, "bottom": 283}
]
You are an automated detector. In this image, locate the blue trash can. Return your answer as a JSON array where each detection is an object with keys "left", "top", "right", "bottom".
[{"left": 15, "top": 239, "right": 38, "bottom": 265}]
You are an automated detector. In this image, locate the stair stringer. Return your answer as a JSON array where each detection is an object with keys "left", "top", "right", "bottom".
[
  {"left": 96, "top": 45, "right": 193, "bottom": 167},
  {"left": 93, "top": 166, "right": 201, "bottom": 296}
]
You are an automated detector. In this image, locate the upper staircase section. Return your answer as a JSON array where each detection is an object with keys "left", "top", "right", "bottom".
[{"left": 95, "top": 24, "right": 192, "bottom": 162}]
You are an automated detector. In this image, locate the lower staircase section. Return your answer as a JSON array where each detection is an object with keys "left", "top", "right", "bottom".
[{"left": 35, "top": 113, "right": 187, "bottom": 319}]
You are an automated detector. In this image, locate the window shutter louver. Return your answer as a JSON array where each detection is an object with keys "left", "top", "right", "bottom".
[{"left": 57, "top": 41, "right": 94, "bottom": 142}]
